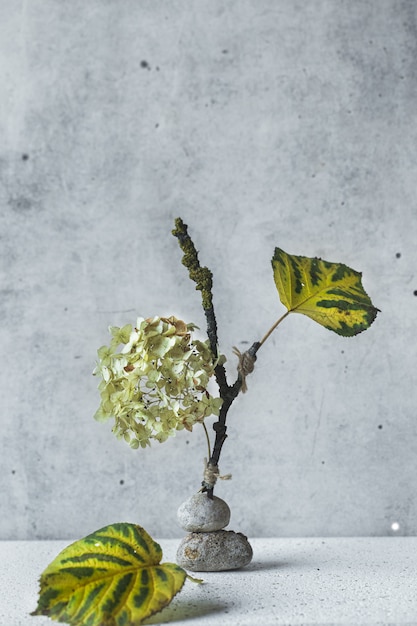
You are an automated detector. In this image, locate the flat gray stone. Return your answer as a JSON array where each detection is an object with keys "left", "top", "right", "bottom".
[
  {"left": 176, "top": 530, "right": 253, "bottom": 571},
  {"left": 177, "top": 492, "right": 230, "bottom": 532}
]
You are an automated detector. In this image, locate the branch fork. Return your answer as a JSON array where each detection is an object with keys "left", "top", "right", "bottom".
[{"left": 173, "top": 218, "right": 261, "bottom": 497}]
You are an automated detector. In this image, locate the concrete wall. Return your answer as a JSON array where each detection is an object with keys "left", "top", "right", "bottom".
[{"left": 1, "top": 0, "right": 416, "bottom": 540}]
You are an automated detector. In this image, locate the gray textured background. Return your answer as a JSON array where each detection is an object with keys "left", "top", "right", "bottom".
[{"left": 1, "top": 0, "right": 416, "bottom": 540}]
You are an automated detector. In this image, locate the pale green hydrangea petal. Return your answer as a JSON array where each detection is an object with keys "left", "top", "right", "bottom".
[
  {"left": 109, "top": 324, "right": 133, "bottom": 345},
  {"left": 93, "top": 315, "right": 224, "bottom": 447}
]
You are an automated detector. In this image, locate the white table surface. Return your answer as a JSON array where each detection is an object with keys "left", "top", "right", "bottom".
[{"left": 2, "top": 537, "right": 417, "bottom": 626}]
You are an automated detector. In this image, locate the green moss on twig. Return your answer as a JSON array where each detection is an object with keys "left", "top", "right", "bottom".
[{"left": 172, "top": 218, "right": 214, "bottom": 310}]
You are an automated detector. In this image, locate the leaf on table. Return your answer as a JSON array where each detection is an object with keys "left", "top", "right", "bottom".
[
  {"left": 272, "top": 247, "right": 379, "bottom": 336},
  {"left": 31, "top": 522, "right": 199, "bottom": 626}
]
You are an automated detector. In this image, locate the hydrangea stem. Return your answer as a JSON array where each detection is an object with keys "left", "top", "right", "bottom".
[{"left": 202, "top": 422, "right": 211, "bottom": 460}]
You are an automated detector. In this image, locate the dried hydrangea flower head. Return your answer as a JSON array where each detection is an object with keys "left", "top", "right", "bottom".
[{"left": 93, "top": 316, "right": 223, "bottom": 448}]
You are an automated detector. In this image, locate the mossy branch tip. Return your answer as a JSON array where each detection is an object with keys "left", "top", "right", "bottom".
[{"left": 172, "top": 218, "right": 214, "bottom": 310}]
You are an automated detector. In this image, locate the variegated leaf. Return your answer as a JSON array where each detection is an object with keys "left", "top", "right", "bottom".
[
  {"left": 31, "top": 523, "right": 198, "bottom": 626},
  {"left": 272, "top": 247, "right": 378, "bottom": 336}
]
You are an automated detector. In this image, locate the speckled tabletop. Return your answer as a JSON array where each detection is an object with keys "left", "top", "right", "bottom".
[{"left": 2, "top": 537, "right": 417, "bottom": 625}]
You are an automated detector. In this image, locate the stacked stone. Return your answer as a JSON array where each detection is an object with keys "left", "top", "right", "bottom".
[{"left": 176, "top": 492, "right": 253, "bottom": 572}]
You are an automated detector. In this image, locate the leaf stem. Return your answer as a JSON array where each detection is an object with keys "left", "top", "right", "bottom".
[{"left": 258, "top": 311, "right": 290, "bottom": 348}]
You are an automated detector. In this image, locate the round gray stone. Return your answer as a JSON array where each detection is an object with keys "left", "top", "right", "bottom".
[
  {"left": 176, "top": 530, "right": 253, "bottom": 571},
  {"left": 177, "top": 492, "right": 230, "bottom": 532}
]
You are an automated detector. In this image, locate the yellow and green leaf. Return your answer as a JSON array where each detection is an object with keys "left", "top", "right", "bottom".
[
  {"left": 31, "top": 522, "right": 199, "bottom": 626},
  {"left": 272, "top": 247, "right": 379, "bottom": 336}
]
